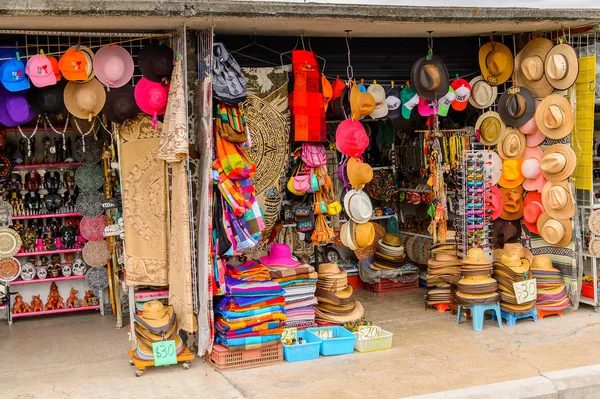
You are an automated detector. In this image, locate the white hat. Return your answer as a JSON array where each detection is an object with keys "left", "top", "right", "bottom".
[
  {"left": 368, "top": 84, "right": 388, "bottom": 119},
  {"left": 468, "top": 76, "right": 498, "bottom": 109},
  {"left": 343, "top": 190, "right": 373, "bottom": 224},
  {"left": 488, "top": 151, "right": 503, "bottom": 185}
]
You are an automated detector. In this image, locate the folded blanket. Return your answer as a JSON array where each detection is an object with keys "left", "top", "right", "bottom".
[
  {"left": 227, "top": 260, "right": 272, "bottom": 281},
  {"left": 218, "top": 341, "right": 281, "bottom": 352},
  {"left": 283, "top": 285, "right": 317, "bottom": 296},
  {"left": 216, "top": 320, "right": 283, "bottom": 337},
  {"left": 215, "top": 305, "right": 285, "bottom": 320},
  {"left": 285, "top": 298, "right": 318, "bottom": 310},
  {"left": 216, "top": 312, "right": 286, "bottom": 331},
  {"left": 216, "top": 334, "right": 281, "bottom": 347},
  {"left": 271, "top": 272, "right": 319, "bottom": 284},
  {"left": 219, "top": 327, "right": 284, "bottom": 339},
  {"left": 279, "top": 279, "right": 318, "bottom": 287},
  {"left": 226, "top": 276, "right": 284, "bottom": 297},
  {"left": 218, "top": 295, "right": 285, "bottom": 312},
  {"left": 269, "top": 264, "right": 315, "bottom": 279}
]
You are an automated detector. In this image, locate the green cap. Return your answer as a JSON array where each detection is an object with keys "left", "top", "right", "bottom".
[
  {"left": 437, "top": 86, "right": 456, "bottom": 117},
  {"left": 401, "top": 86, "right": 419, "bottom": 120}
]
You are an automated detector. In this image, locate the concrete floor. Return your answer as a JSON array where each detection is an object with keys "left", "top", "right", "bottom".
[{"left": 2, "top": 288, "right": 600, "bottom": 398}]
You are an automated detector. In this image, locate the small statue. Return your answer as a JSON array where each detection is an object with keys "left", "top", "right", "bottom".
[
  {"left": 82, "top": 290, "right": 97, "bottom": 307},
  {"left": 64, "top": 137, "right": 74, "bottom": 163},
  {"left": 66, "top": 288, "right": 79, "bottom": 309},
  {"left": 12, "top": 293, "right": 31, "bottom": 314},
  {"left": 22, "top": 227, "right": 37, "bottom": 252},
  {"left": 30, "top": 295, "right": 43, "bottom": 312},
  {"left": 45, "top": 282, "right": 64, "bottom": 311},
  {"left": 60, "top": 225, "right": 76, "bottom": 249},
  {"left": 42, "top": 136, "right": 52, "bottom": 164}
]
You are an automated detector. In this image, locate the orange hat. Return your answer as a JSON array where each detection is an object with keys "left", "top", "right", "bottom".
[
  {"left": 322, "top": 75, "right": 333, "bottom": 113},
  {"left": 331, "top": 77, "right": 346, "bottom": 100},
  {"left": 498, "top": 158, "right": 525, "bottom": 189},
  {"left": 350, "top": 82, "right": 375, "bottom": 120},
  {"left": 47, "top": 56, "right": 61, "bottom": 81},
  {"left": 58, "top": 49, "right": 88, "bottom": 81}
]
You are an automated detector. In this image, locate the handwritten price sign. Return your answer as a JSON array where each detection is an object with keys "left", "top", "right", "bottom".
[
  {"left": 513, "top": 279, "right": 537, "bottom": 304},
  {"left": 152, "top": 340, "right": 177, "bottom": 366},
  {"left": 281, "top": 328, "right": 297, "bottom": 342},
  {"left": 357, "top": 325, "right": 381, "bottom": 340}
]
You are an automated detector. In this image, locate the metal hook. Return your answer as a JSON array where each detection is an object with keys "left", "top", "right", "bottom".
[{"left": 345, "top": 30, "right": 353, "bottom": 81}]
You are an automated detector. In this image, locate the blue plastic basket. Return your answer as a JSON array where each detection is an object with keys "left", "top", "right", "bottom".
[
  {"left": 306, "top": 326, "right": 356, "bottom": 356},
  {"left": 282, "top": 330, "right": 322, "bottom": 362}
]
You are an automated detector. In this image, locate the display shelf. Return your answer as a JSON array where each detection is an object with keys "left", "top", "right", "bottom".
[
  {"left": 11, "top": 305, "right": 100, "bottom": 318},
  {"left": 15, "top": 248, "right": 83, "bottom": 257},
  {"left": 134, "top": 290, "right": 169, "bottom": 300},
  {"left": 12, "top": 212, "right": 81, "bottom": 220},
  {"left": 372, "top": 166, "right": 394, "bottom": 171},
  {"left": 10, "top": 275, "right": 86, "bottom": 286},
  {"left": 397, "top": 231, "right": 432, "bottom": 239},
  {"left": 13, "top": 162, "right": 82, "bottom": 170},
  {"left": 371, "top": 215, "right": 397, "bottom": 221}
]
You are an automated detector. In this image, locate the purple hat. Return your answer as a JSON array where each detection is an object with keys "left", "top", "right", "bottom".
[
  {"left": 259, "top": 243, "right": 300, "bottom": 267},
  {"left": 0, "top": 86, "right": 36, "bottom": 127}
]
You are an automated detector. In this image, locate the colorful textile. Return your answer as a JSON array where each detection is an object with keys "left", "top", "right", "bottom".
[
  {"left": 214, "top": 127, "right": 256, "bottom": 181},
  {"left": 218, "top": 103, "right": 246, "bottom": 134},
  {"left": 215, "top": 304, "right": 285, "bottom": 320},
  {"left": 218, "top": 295, "right": 285, "bottom": 312},
  {"left": 271, "top": 272, "right": 319, "bottom": 284},
  {"left": 285, "top": 298, "right": 318, "bottom": 310},
  {"left": 224, "top": 341, "right": 281, "bottom": 352},
  {"left": 220, "top": 327, "right": 284, "bottom": 339},
  {"left": 269, "top": 264, "right": 315, "bottom": 279},
  {"left": 227, "top": 260, "right": 271, "bottom": 281},
  {"left": 216, "top": 313, "right": 286, "bottom": 332},
  {"left": 279, "top": 279, "right": 318, "bottom": 287},
  {"left": 214, "top": 169, "right": 255, "bottom": 217},
  {"left": 225, "top": 276, "right": 283, "bottom": 297},
  {"left": 216, "top": 335, "right": 281, "bottom": 348},
  {"left": 284, "top": 320, "right": 317, "bottom": 329},
  {"left": 243, "top": 200, "right": 265, "bottom": 242}
]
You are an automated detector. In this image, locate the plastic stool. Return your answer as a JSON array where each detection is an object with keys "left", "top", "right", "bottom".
[
  {"left": 432, "top": 303, "right": 450, "bottom": 312},
  {"left": 537, "top": 309, "right": 563, "bottom": 320},
  {"left": 492, "top": 309, "right": 538, "bottom": 326},
  {"left": 456, "top": 303, "right": 503, "bottom": 332}
]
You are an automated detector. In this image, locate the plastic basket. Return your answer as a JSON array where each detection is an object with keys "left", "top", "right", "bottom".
[
  {"left": 306, "top": 326, "right": 356, "bottom": 356},
  {"left": 353, "top": 330, "right": 393, "bottom": 353},
  {"left": 207, "top": 343, "right": 283, "bottom": 371},
  {"left": 282, "top": 330, "right": 322, "bottom": 362}
]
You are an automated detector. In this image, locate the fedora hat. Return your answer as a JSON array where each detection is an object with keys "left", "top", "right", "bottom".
[
  {"left": 27, "top": 81, "right": 67, "bottom": 115},
  {"left": 462, "top": 247, "right": 491, "bottom": 266},
  {"left": 102, "top": 84, "right": 141, "bottom": 123},
  {"left": 523, "top": 191, "right": 544, "bottom": 234},
  {"left": 531, "top": 255, "right": 559, "bottom": 272},
  {"left": 491, "top": 186, "right": 504, "bottom": 220},
  {"left": 410, "top": 54, "right": 449, "bottom": 101},
  {"left": 537, "top": 212, "right": 572, "bottom": 247},
  {"left": 63, "top": 78, "right": 106, "bottom": 120},
  {"left": 138, "top": 42, "right": 174, "bottom": 83},
  {"left": 476, "top": 111, "right": 505, "bottom": 146},
  {"left": 542, "top": 180, "right": 575, "bottom": 219},
  {"left": 535, "top": 94, "right": 574, "bottom": 140},
  {"left": 498, "top": 87, "right": 535, "bottom": 127},
  {"left": 340, "top": 221, "right": 357, "bottom": 251},
  {"left": 354, "top": 222, "right": 375, "bottom": 249},
  {"left": 522, "top": 146, "right": 546, "bottom": 192},
  {"left": 500, "top": 185, "right": 524, "bottom": 220},
  {"left": 498, "top": 158, "right": 524, "bottom": 188},
  {"left": 379, "top": 233, "right": 402, "bottom": 248},
  {"left": 134, "top": 300, "right": 175, "bottom": 332},
  {"left": 336, "top": 119, "right": 369, "bottom": 158},
  {"left": 503, "top": 243, "right": 533, "bottom": 267},
  {"left": 540, "top": 144, "right": 576, "bottom": 182},
  {"left": 350, "top": 82, "right": 376, "bottom": 120},
  {"left": 545, "top": 43, "right": 578, "bottom": 90},
  {"left": 468, "top": 76, "right": 498, "bottom": 109},
  {"left": 497, "top": 128, "right": 526, "bottom": 160},
  {"left": 367, "top": 84, "right": 388, "bottom": 119},
  {"left": 93, "top": 45, "right": 134, "bottom": 90},
  {"left": 343, "top": 189, "right": 372, "bottom": 224},
  {"left": 479, "top": 40, "right": 514, "bottom": 86},
  {"left": 515, "top": 38, "right": 555, "bottom": 97},
  {"left": 347, "top": 157, "right": 373, "bottom": 190},
  {"left": 318, "top": 262, "right": 346, "bottom": 278}
]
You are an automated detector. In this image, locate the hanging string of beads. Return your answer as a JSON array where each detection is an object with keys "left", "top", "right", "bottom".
[
  {"left": 73, "top": 117, "right": 98, "bottom": 153},
  {"left": 17, "top": 115, "right": 42, "bottom": 157},
  {"left": 44, "top": 114, "right": 70, "bottom": 152}
]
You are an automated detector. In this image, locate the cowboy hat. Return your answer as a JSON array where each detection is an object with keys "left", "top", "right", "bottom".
[
  {"left": 468, "top": 76, "right": 498, "bottom": 109},
  {"left": 542, "top": 179, "right": 575, "bottom": 219},
  {"left": 515, "top": 38, "right": 555, "bottom": 97},
  {"left": 350, "top": 82, "right": 376, "bottom": 120},
  {"left": 497, "top": 128, "right": 526, "bottom": 160},
  {"left": 63, "top": 78, "right": 106, "bottom": 120},
  {"left": 347, "top": 157, "right": 373, "bottom": 190},
  {"left": 522, "top": 146, "right": 546, "bottom": 192},
  {"left": 343, "top": 189, "right": 372, "bottom": 224},
  {"left": 461, "top": 247, "right": 491, "bottom": 266},
  {"left": 479, "top": 40, "right": 514, "bottom": 86},
  {"left": 336, "top": 119, "right": 369, "bottom": 158},
  {"left": 498, "top": 158, "right": 524, "bottom": 189},
  {"left": 492, "top": 219, "right": 521, "bottom": 249},
  {"left": 523, "top": 191, "right": 544, "bottom": 234},
  {"left": 367, "top": 84, "right": 388, "bottom": 119},
  {"left": 545, "top": 43, "right": 579, "bottom": 90},
  {"left": 457, "top": 275, "right": 498, "bottom": 294},
  {"left": 476, "top": 111, "right": 506, "bottom": 146},
  {"left": 410, "top": 54, "right": 449, "bottom": 101},
  {"left": 531, "top": 255, "right": 560, "bottom": 272},
  {"left": 535, "top": 94, "right": 574, "bottom": 140},
  {"left": 102, "top": 84, "right": 141, "bottom": 123},
  {"left": 491, "top": 186, "right": 504, "bottom": 220},
  {"left": 540, "top": 144, "right": 576, "bottom": 182},
  {"left": 498, "top": 87, "right": 535, "bottom": 127},
  {"left": 504, "top": 243, "right": 534, "bottom": 267},
  {"left": 500, "top": 185, "right": 524, "bottom": 220},
  {"left": 537, "top": 212, "right": 572, "bottom": 247},
  {"left": 93, "top": 45, "right": 134, "bottom": 90}
]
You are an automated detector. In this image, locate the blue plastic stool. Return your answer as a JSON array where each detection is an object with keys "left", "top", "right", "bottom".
[
  {"left": 492, "top": 308, "right": 538, "bottom": 326},
  {"left": 456, "top": 302, "right": 503, "bottom": 332}
]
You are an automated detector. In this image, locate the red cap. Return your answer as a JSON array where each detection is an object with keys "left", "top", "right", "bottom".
[
  {"left": 450, "top": 78, "right": 471, "bottom": 111},
  {"left": 331, "top": 77, "right": 346, "bottom": 100}
]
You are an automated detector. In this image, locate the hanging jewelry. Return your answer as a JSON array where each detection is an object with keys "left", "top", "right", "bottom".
[
  {"left": 17, "top": 115, "right": 42, "bottom": 157},
  {"left": 44, "top": 114, "right": 70, "bottom": 152},
  {"left": 73, "top": 117, "right": 97, "bottom": 154}
]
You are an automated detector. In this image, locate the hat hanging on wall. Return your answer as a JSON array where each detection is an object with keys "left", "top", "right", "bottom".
[
  {"left": 103, "top": 84, "right": 141, "bottom": 123},
  {"left": 336, "top": 119, "right": 369, "bottom": 158},
  {"left": 523, "top": 192, "right": 544, "bottom": 234},
  {"left": 343, "top": 189, "right": 373, "bottom": 224},
  {"left": 535, "top": 94, "right": 574, "bottom": 140},
  {"left": 58, "top": 48, "right": 88, "bottom": 81},
  {"left": 498, "top": 158, "right": 525, "bottom": 189},
  {"left": 400, "top": 85, "right": 419, "bottom": 119},
  {"left": 497, "top": 128, "right": 526, "bottom": 160},
  {"left": 64, "top": 78, "right": 106, "bottom": 120},
  {"left": 479, "top": 40, "right": 514, "bottom": 86},
  {"left": 540, "top": 144, "right": 576, "bottom": 182},
  {"left": 350, "top": 82, "right": 375, "bottom": 120},
  {"left": 522, "top": 146, "right": 546, "bottom": 193},
  {"left": 537, "top": 212, "right": 572, "bottom": 247},
  {"left": 385, "top": 86, "right": 402, "bottom": 119},
  {"left": 367, "top": 83, "right": 388, "bottom": 119},
  {"left": 515, "top": 37, "right": 554, "bottom": 98},
  {"left": 27, "top": 81, "right": 67, "bottom": 115},
  {"left": 93, "top": 45, "right": 134, "bottom": 90},
  {"left": 468, "top": 76, "right": 498, "bottom": 109},
  {"left": 545, "top": 43, "right": 579, "bottom": 91},
  {"left": 489, "top": 151, "right": 503, "bottom": 185},
  {"left": 475, "top": 111, "right": 505, "bottom": 146},
  {"left": 134, "top": 77, "right": 169, "bottom": 128},
  {"left": 541, "top": 179, "right": 575, "bottom": 219},
  {"left": 497, "top": 87, "right": 535, "bottom": 127},
  {"left": 0, "top": 86, "right": 36, "bottom": 127},
  {"left": 25, "top": 54, "right": 57, "bottom": 88},
  {"left": 450, "top": 78, "right": 471, "bottom": 111},
  {"left": 436, "top": 87, "right": 455, "bottom": 117},
  {"left": 499, "top": 185, "right": 524, "bottom": 220},
  {"left": 0, "top": 57, "right": 30, "bottom": 92},
  {"left": 138, "top": 42, "right": 174, "bottom": 83},
  {"left": 410, "top": 54, "right": 449, "bottom": 100}
]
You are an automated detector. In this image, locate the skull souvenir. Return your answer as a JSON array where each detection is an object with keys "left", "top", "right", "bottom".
[
  {"left": 44, "top": 194, "right": 63, "bottom": 212},
  {"left": 36, "top": 266, "right": 47, "bottom": 280},
  {"left": 71, "top": 258, "right": 87, "bottom": 276},
  {"left": 61, "top": 264, "right": 72, "bottom": 277},
  {"left": 20, "top": 262, "right": 36, "bottom": 281}
]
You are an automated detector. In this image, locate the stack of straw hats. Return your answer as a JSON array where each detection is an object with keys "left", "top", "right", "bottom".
[
  {"left": 426, "top": 232, "right": 461, "bottom": 305},
  {"left": 493, "top": 242, "right": 533, "bottom": 269},
  {"left": 456, "top": 248, "right": 499, "bottom": 305},
  {"left": 531, "top": 255, "right": 570, "bottom": 311},
  {"left": 371, "top": 233, "right": 408, "bottom": 271},
  {"left": 315, "top": 263, "right": 364, "bottom": 324},
  {"left": 133, "top": 300, "right": 184, "bottom": 361},
  {"left": 493, "top": 253, "right": 536, "bottom": 314}
]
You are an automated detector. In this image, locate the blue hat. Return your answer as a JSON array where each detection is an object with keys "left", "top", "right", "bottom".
[{"left": 0, "top": 58, "right": 30, "bottom": 92}]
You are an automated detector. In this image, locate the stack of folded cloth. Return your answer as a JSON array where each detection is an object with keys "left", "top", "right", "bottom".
[
  {"left": 315, "top": 262, "right": 364, "bottom": 324},
  {"left": 493, "top": 253, "right": 536, "bottom": 314},
  {"left": 269, "top": 263, "right": 319, "bottom": 328},
  {"left": 456, "top": 248, "right": 499, "bottom": 305},
  {"left": 531, "top": 255, "right": 570, "bottom": 311},
  {"left": 214, "top": 261, "right": 286, "bottom": 351},
  {"left": 133, "top": 300, "right": 185, "bottom": 361},
  {"left": 425, "top": 234, "right": 462, "bottom": 305}
]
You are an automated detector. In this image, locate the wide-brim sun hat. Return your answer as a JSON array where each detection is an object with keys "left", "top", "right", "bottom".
[
  {"left": 535, "top": 94, "right": 574, "bottom": 140},
  {"left": 541, "top": 179, "right": 575, "bottom": 219},
  {"left": 93, "top": 45, "right": 134, "bottom": 90},
  {"left": 489, "top": 151, "right": 503, "bottom": 185},
  {"left": 545, "top": 43, "right": 579, "bottom": 91},
  {"left": 498, "top": 87, "right": 535, "bottom": 127},
  {"left": 519, "top": 99, "right": 541, "bottom": 135},
  {"left": 540, "top": 144, "right": 576, "bottom": 182},
  {"left": 497, "top": 127, "right": 526, "bottom": 160},
  {"left": 476, "top": 111, "right": 506, "bottom": 146},
  {"left": 354, "top": 222, "right": 375, "bottom": 249},
  {"left": 350, "top": 83, "right": 376, "bottom": 120},
  {"left": 134, "top": 77, "right": 169, "bottom": 124},
  {"left": 479, "top": 40, "right": 514, "bottom": 86},
  {"left": 138, "top": 42, "right": 174, "bottom": 83},
  {"left": 103, "top": 84, "right": 141, "bottom": 123},
  {"left": 536, "top": 212, "right": 572, "bottom": 247},
  {"left": 498, "top": 158, "right": 524, "bottom": 189},
  {"left": 500, "top": 185, "right": 524, "bottom": 220},
  {"left": 491, "top": 186, "right": 504, "bottom": 220},
  {"left": 336, "top": 119, "right": 369, "bottom": 158},
  {"left": 410, "top": 54, "right": 449, "bottom": 101},
  {"left": 64, "top": 78, "right": 106, "bottom": 120},
  {"left": 468, "top": 76, "right": 498, "bottom": 109},
  {"left": 259, "top": 243, "right": 300, "bottom": 267},
  {"left": 340, "top": 221, "right": 358, "bottom": 251},
  {"left": 343, "top": 189, "right": 373, "bottom": 224},
  {"left": 347, "top": 157, "right": 373, "bottom": 190},
  {"left": 523, "top": 191, "right": 544, "bottom": 234},
  {"left": 515, "top": 38, "right": 555, "bottom": 98},
  {"left": 27, "top": 81, "right": 67, "bottom": 115}
]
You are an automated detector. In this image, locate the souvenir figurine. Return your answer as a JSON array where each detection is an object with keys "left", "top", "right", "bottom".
[
  {"left": 25, "top": 171, "right": 42, "bottom": 192},
  {"left": 44, "top": 193, "right": 62, "bottom": 213},
  {"left": 42, "top": 136, "right": 52, "bottom": 164},
  {"left": 30, "top": 295, "right": 43, "bottom": 312},
  {"left": 82, "top": 290, "right": 97, "bottom": 306},
  {"left": 7, "top": 173, "right": 22, "bottom": 200},
  {"left": 40, "top": 255, "right": 49, "bottom": 266},
  {"left": 64, "top": 137, "right": 74, "bottom": 163},
  {"left": 36, "top": 266, "right": 47, "bottom": 280},
  {"left": 12, "top": 294, "right": 31, "bottom": 314},
  {"left": 61, "top": 264, "right": 72, "bottom": 277},
  {"left": 22, "top": 227, "right": 37, "bottom": 252},
  {"left": 60, "top": 225, "right": 76, "bottom": 249},
  {"left": 24, "top": 192, "right": 41, "bottom": 215},
  {"left": 72, "top": 258, "right": 87, "bottom": 276},
  {"left": 47, "top": 264, "right": 60, "bottom": 278},
  {"left": 66, "top": 288, "right": 79, "bottom": 309},
  {"left": 20, "top": 262, "right": 36, "bottom": 281},
  {"left": 45, "top": 282, "right": 64, "bottom": 310}
]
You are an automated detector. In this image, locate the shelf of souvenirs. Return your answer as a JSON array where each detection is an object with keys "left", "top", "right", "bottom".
[
  {"left": 371, "top": 165, "right": 394, "bottom": 171},
  {"left": 13, "top": 162, "right": 82, "bottom": 170},
  {"left": 10, "top": 274, "right": 86, "bottom": 286},
  {"left": 11, "top": 305, "right": 101, "bottom": 318},
  {"left": 16, "top": 248, "right": 83, "bottom": 257},
  {"left": 12, "top": 212, "right": 82, "bottom": 220},
  {"left": 398, "top": 188, "right": 430, "bottom": 193},
  {"left": 397, "top": 231, "right": 433, "bottom": 239}
]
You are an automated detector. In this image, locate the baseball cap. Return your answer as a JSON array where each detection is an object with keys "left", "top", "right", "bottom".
[
  {"left": 418, "top": 97, "right": 438, "bottom": 117},
  {"left": 0, "top": 57, "right": 30, "bottom": 92},
  {"left": 385, "top": 86, "right": 401, "bottom": 119},
  {"left": 400, "top": 85, "right": 419, "bottom": 120},
  {"left": 437, "top": 86, "right": 456, "bottom": 117},
  {"left": 451, "top": 77, "right": 472, "bottom": 111},
  {"left": 47, "top": 56, "right": 61, "bottom": 81},
  {"left": 26, "top": 54, "right": 57, "bottom": 88},
  {"left": 58, "top": 48, "right": 88, "bottom": 81}
]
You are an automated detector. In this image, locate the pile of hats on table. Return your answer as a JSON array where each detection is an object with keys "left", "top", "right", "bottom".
[
  {"left": 215, "top": 260, "right": 286, "bottom": 351},
  {"left": 133, "top": 300, "right": 185, "bottom": 361},
  {"left": 493, "top": 243, "right": 536, "bottom": 314},
  {"left": 425, "top": 233, "right": 462, "bottom": 305},
  {"left": 315, "top": 262, "right": 364, "bottom": 325},
  {"left": 531, "top": 255, "right": 570, "bottom": 311},
  {"left": 456, "top": 248, "right": 499, "bottom": 306},
  {"left": 261, "top": 244, "right": 318, "bottom": 329}
]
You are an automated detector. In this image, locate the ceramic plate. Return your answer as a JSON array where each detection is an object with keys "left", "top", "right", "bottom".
[
  {"left": 82, "top": 240, "right": 110, "bottom": 267},
  {"left": 75, "top": 191, "right": 105, "bottom": 218},
  {"left": 85, "top": 266, "right": 109, "bottom": 290},
  {"left": 80, "top": 215, "right": 106, "bottom": 241},
  {"left": 75, "top": 164, "right": 104, "bottom": 192},
  {"left": 0, "top": 257, "right": 21, "bottom": 282},
  {"left": 74, "top": 137, "right": 103, "bottom": 164},
  {"left": 0, "top": 227, "right": 22, "bottom": 258}
]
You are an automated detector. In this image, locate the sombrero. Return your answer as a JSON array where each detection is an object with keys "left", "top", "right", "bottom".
[
  {"left": 515, "top": 38, "right": 555, "bottom": 97},
  {"left": 545, "top": 43, "right": 579, "bottom": 91},
  {"left": 541, "top": 179, "right": 575, "bottom": 219},
  {"left": 497, "top": 128, "right": 526, "bottom": 160},
  {"left": 537, "top": 212, "right": 572, "bottom": 247},
  {"left": 540, "top": 144, "right": 576, "bottom": 182},
  {"left": 535, "top": 94, "right": 574, "bottom": 140},
  {"left": 479, "top": 40, "right": 514, "bottom": 86}
]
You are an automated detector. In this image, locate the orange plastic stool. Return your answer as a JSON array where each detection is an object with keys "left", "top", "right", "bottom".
[
  {"left": 537, "top": 309, "right": 563, "bottom": 320},
  {"left": 432, "top": 303, "right": 450, "bottom": 312}
]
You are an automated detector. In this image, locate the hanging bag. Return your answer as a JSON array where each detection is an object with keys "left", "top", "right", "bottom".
[
  {"left": 213, "top": 43, "right": 247, "bottom": 104},
  {"left": 301, "top": 143, "right": 327, "bottom": 167}
]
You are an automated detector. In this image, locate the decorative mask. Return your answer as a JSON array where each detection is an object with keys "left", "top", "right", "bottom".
[
  {"left": 72, "top": 258, "right": 87, "bottom": 276},
  {"left": 36, "top": 266, "right": 47, "bottom": 280},
  {"left": 20, "top": 262, "right": 36, "bottom": 281}
]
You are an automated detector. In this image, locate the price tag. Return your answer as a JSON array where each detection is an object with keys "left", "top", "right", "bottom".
[
  {"left": 104, "top": 224, "right": 124, "bottom": 237},
  {"left": 357, "top": 325, "right": 381, "bottom": 340},
  {"left": 513, "top": 279, "right": 537, "bottom": 305},
  {"left": 281, "top": 328, "right": 297, "bottom": 342},
  {"left": 152, "top": 340, "right": 177, "bottom": 366},
  {"left": 314, "top": 329, "right": 333, "bottom": 339}
]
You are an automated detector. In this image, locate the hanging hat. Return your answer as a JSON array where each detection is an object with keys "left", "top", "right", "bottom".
[
  {"left": 468, "top": 76, "right": 498, "bottom": 109},
  {"left": 436, "top": 87, "right": 456, "bottom": 117},
  {"left": 331, "top": 77, "right": 346, "bottom": 100},
  {"left": 497, "top": 128, "right": 526, "bottom": 160},
  {"left": 537, "top": 212, "right": 572, "bottom": 247},
  {"left": 350, "top": 83, "right": 375, "bottom": 119},
  {"left": 522, "top": 146, "right": 546, "bottom": 192},
  {"left": 410, "top": 54, "right": 449, "bottom": 101},
  {"left": 385, "top": 86, "right": 402, "bottom": 119},
  {"left": 500, "top": 185, "right": 524, "bottom": 220},
  {"left": 515, "top": 38, "right": 554, "bottom": 98},
  {"left": 134, "top": 77, "right": 169, "bottom": 126},
  {"left": 103, "top": 84, "right": 141, "bottom": 123},
  {"left": 498, "top": 87, "right": 535, "bottom": 127},
  {"left": 540, "top": 144, "right": 576, "bottom": 182},
  {"left": 64, "top": 78, "right": 106, "bottom": 120},
  {"left": 336, "top": 119, "right": 369, "bottom": 158},
  {"left": 58, "top": 47, "right": 92, "bottom": 82},
  {"left": 492, "top": 219, "right": 521, "bottom": 248},
  {"left": 259, "top": 243, "right": 300, "bottom": 267},
  {"left": 417, "top": 97, "right": 437, "bottom": 117},
  {"left": 498, "top": 158, "right": 524, "bottom": 188},
  {"left": 27, "top": 80, "right": 67, "bottom": 115},
  {"left": 526, "top": 129, "right": 547, "bottom": 148},
  {"left": 475, "top": 111, "right": 505, "bottom": 146},
  {"left": 47, "top": 56, "right": 61, "bottom": 81},
  {"left": 519, "top": 99, "right": 541, "bottom": 135},
  {"left": 138, "top": 42, "right": 174, "bottom": 83},
  {"left": 354, "top": 222, "right": 375, "bottom": 249},
  {"left": 491, "top": 186, "right": 504, "bottom": 220},
  {"left": 400, "top": 85, "right": 419, "bottom": 119},
  {"left": 489, "top": 151, "right": 503, "bottom": 185},
  {"left": 535, "top": 94, "right": 574, "bottom": 140},
  {"left": 0, "top": 57, "right": 29, "bottom": 92},
  {"left": 367, "top": 84, "right": 388, "bottom": 119},
  {"left": 545, "top": 43, "right": 578, "bottom": 91},
  {"left": 93, "top": 45, "right": 134, "bottom": 90},
  {"left": 450, "top": 78, "right": 471, "bottom": 111},
  {"left": 523, "top": 191, "right": 544, "bottom": 234},
  {"left": 332, "top": 86, "right": 351, "bottom": 120},
  {"left": 347, "top": 157, "right": 373, "bottom": 190},
  {"left": 0, "top": 86, "right": 36, "bottom": 127},
  {"left": 340, "top": 221, "right": 358, "bottom": 251},
  {"left": 479, "top": 40, "right": 514, "bottom": 86},
  {"left": 343, "top": 189, "right": 373, "bottom": 224},
  {"left": 541, "top": 180, "right": 575, "bottom": 219},
  {"left": 25, "top": 54, "right": 57, "bottom": 88}
]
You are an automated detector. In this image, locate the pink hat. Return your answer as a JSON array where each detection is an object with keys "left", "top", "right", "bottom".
[
  {"left": 93, "top": 45, "right": 134, "bottom": 90},
  {"left": 259, "top": 243, "right": 300, "bottom": 267},
  {"left": 25, "top": 54, "right": 57, "bottom": 88},
  {"left": 518, "top": 99, "right": 541, "bottom": 135},
  {"left": 522, "top": 147, "right": 546, "bottom": 192},
  {"left": 523, "top": 192, "right": 544, "bottom": 234},
  {"left": 336, "top": 119, "right": 369, "bottom": 158},
  {"left": 134, "top": 77, "right": 169, "bottom": 128},
  {"left": 491, "top": 186, "right": 504, "bottom": 220},
  {"left": 417, "top": 97, "right": 437, "bottom": 117},
  {"left": 526, "top": 129, "right": 546, "bottom": 147}
]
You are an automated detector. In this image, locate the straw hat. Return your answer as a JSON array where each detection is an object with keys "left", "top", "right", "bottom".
[
  {"left": 515, "top": 38, "right": 555, "bottom": 98},
  {"left": 479, "top": 41, "right": 514, "bottom": 86},
  {"left": 504, "top": 243, "right": 534, "bottom": 267},
  {"left": 315, "top": 300, "right": 364, "bottom": 323},
  {"left": 500, "top": 185, "right": 524, "bottom": 220},
  {"left": 134, "top": 300, "right": 175, "bottom": 331},
  {"left": 468, "top": 76, "right": 498, "bottom": 109},
  {"left": 343, "top": 190, "right": 373, "bottom": 224},
  {"left": 501, "top": 302, "right": 536, "bottom": 314},
  {"left": 540, "top": 144, "right": 576, "bottom": 182},
  {"left": 410, "top": 54, "right": 450, "bottom": 101},
  {"left": 531, "top": 255, "right": 559, "bottom": 272},
  {"left": 589, "top": 237, "right": 600, "bottom": 258},
  {"left": 498, "top": 87, "right": 535, "bottom": 127},
  {"left": 497, "top": 128, "right": 526, "bottom": 160},
  {"left": 489, "top": 151, "right": 503, "bottom": 185},
  {"left": 457, "top": 275, "right": 498, "bottom": 294},
  {"left": 541, "top": 180, "right": 575, "bottom": 219},
  {"left": 368, "top": 84, "right": 388, "bottom": 119},
  {"left": 535, "top": 94, "right": 574, "bottom": 140},
  {"left": 588, "top": 210, "right": 600, "bottom": 236},
  {"left": 350, "top": 83, "right": 376, "bottom": 120},
  {"left": 347, "top": 157, "right": 373, "bottom": 190},
  {"left": 523, "top": 191, "right": 544, "bottom": 234},
  {"left": 537, "top": 212, "right": 572, "bottom": 247},
  {"left": 456, "top": 291, "right": 499, "bottom": 305},
  {"left": 64, "top": 78, "right": 106, "bottom": 120},
  {"left": 462, "top": 247, "right": 491, "bottom": 266},
  {"left": 545, "top": 43, "right": 579, "bottom": 90},
  {"left": 498, "top": 158, "right": 524, "bottom": 189},
  {"left": 476, "top": 111, "right": 506, "bottom": 146}
]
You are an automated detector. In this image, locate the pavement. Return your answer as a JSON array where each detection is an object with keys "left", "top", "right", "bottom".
[{"left": 2, "top": 288, "right": 600, "bottom": 398}]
